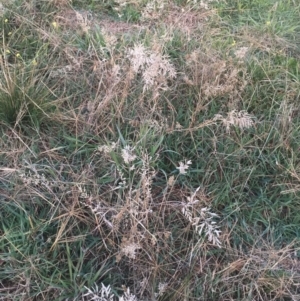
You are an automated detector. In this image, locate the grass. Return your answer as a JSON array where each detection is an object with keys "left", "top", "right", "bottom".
[{"left": 0, "top": 0, "right": 300, "bottom": 300}]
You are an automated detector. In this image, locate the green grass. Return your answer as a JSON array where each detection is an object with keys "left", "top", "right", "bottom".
[{"left": 1, "top": 0, "right": 300, "bottom": 300}]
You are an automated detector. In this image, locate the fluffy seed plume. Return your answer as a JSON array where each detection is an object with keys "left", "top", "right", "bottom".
[
  {"left": 214, "top": 110, "right": 255, "bottom": 132},
  {"left": 127, "top": 43, "right": 176, "bottom": 91},
  {"left": 121, "top": 145, "right": 137, "bottom": 164},
  {"left": 176, "top": 160, "right": 192, "bottom": 175}
]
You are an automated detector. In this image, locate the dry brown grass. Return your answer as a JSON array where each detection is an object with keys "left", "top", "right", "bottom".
[
  {"left": 54, "top": 8, "right": 143, "bottom": 36},
  {"left": 1, "top": 1, "right": 300, "bottom": 300}
]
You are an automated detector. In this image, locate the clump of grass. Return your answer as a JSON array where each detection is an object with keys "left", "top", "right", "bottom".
[
  {"left": 0, "top": 57, "right": 56, "bottom": 128},
  {"left": 1, "top": 0, "right": 300, "bottom": 300}
]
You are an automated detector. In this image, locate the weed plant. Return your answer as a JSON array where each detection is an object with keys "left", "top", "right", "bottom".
[{"left": 0, "top": 0, "right": 300, "bottom": 300}]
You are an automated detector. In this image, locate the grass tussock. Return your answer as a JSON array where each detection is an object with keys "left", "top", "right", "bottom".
[{"left": 0, "top": 0, "right": 300, "bottom": 300}]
